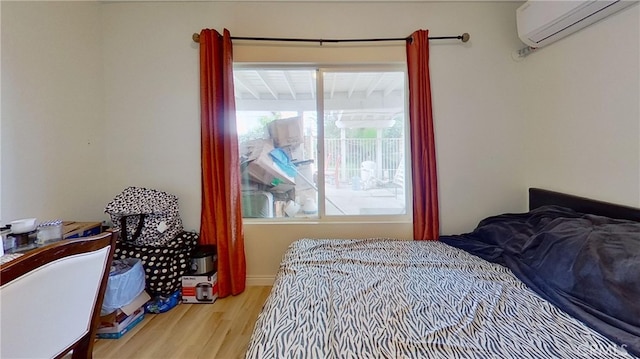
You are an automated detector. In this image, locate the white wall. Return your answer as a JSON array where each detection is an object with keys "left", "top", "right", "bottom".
[
  {"left": 8, "top": 2, "right": 636, "bottom": 283},
  {"left": 99, "top": 1, "right": 527, "bottom": 282},
  {"left": 99, "top": 1, "right": 527, "bottom": 234},
  {"left": 522, "top": 4, "right": 640, "bottom": 207},
  {"left": 1, "top": 1, "right": 107, "bottom": 222},
  {"left": 0, "top": 0, "right": 3, "bottom": 222}
]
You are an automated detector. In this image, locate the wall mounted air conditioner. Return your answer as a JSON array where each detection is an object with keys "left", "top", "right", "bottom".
[{"left": 517, "top": 0, "right": 637, "bottom": 48}]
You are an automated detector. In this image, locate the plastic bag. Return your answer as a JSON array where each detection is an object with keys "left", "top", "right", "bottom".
[
  {"left": 144, "top": 290, "right": 181, "bottom": 314},
  {"left": 101, "top": 258, "right": 146, "bottom": 316}
]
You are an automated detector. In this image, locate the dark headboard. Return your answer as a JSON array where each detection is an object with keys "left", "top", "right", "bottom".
[{"left": 529, "top": 188, "right": 640, "bottom": 222}]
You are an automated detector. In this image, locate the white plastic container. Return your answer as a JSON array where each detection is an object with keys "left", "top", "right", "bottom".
[
  {"left": 0, "top": 228, "right": 9, "bottom": 256},
  {"left": 36, "top": 220, "right": 63, "bottom": 244},
  {"left": 284, "top": 200, "right": 301, "bottom": 217},
  {"left": 10, "top": 218, "right": 37, "bottom": 234}
]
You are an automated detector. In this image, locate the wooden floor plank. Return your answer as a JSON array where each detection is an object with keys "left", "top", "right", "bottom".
[{"left": 93, "top": 286, "right": 271, "bottom": 359}]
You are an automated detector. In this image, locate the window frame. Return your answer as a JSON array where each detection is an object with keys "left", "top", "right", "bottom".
[{"left": 234, "top": 63, "right": 412, "bottom": 224}]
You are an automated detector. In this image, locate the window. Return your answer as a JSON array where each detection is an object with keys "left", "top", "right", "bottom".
[{"left": 235, "top": 65, "right": 408, "bottom": 220}]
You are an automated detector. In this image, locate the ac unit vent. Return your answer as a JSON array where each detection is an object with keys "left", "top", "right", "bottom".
[{"left": 517, "top": 0, "right": 637, "bottom": 48}]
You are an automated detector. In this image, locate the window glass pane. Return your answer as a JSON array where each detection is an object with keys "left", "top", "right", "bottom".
[
  {"left": 235, "top": 68, "right": 319, "bottom": 219},
  {"left": 322, "top": 70, "right": 406, "bottom": 216},
  {"left": 234, "top": 66, "right": 407, "bottom": 220}
]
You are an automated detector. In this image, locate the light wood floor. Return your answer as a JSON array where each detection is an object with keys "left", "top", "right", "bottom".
[{"left": 93, "top": 286, "right": 272, "bottom": 359}]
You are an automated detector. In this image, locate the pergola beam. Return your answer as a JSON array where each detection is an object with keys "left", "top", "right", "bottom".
[
  {"left": 234, "top": 74, "right": 260, "bottom": 99},
  {"left": 255, "top": 70, "right": 279, "bottom": 100}
]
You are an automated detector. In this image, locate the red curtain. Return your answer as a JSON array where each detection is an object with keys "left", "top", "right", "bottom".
[
  {"left": 199, "top": 28, "right": 246, "bottom": 297},
  {"left": 406, "top": 30, "right": 440, "bottom": 240}
]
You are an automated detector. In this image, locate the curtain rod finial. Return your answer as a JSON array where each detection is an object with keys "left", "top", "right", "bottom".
[
  {"left": 461, "top": 33, "right": 470, "bottom": 43},
  {"left": 193, "top": 33, "right": 200, "bottom": 43}
]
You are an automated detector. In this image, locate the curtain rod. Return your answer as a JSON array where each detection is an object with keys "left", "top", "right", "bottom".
[{"left": 191, "top": 32, "right": 470, "bottom": 44}]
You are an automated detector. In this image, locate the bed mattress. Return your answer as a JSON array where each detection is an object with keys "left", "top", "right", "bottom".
[{"left": 246, "top": 238, "right": 635, "bottom": 358}]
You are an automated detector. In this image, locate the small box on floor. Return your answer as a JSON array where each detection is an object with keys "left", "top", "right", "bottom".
[
  {"left": 96, "top": 307, "right": 144, "bottom": 339},
  {"left": 181, "top": 273, "right": 218, "bottom": 304},
  {"left": 96, "top": 291, "right": 150, "bottom": 339}
]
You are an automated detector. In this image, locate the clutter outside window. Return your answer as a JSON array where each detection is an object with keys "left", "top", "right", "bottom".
[{"left": 235, "top": 66, "right": 408, "bottom": 219}]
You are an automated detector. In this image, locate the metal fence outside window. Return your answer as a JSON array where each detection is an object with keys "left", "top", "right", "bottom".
[{"left": 321, "top": 138, "right": 404, "bottom": 185}]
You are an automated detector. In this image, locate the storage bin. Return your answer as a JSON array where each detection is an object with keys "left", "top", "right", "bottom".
[
  {"left": 102, "top": 258, "right": 146, "bottom": 316},
  {"left": 242, "top": 191, "right": 274, "bottom": 218}
]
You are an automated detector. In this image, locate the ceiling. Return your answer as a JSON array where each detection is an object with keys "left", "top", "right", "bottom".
[{"left": 233, "top": 68, "right": 406, "bottom": 127}]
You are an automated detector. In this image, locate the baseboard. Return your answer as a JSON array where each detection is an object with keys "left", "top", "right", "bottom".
[{"left": 246, "top": 275, "right": 275, "bottom": 286}]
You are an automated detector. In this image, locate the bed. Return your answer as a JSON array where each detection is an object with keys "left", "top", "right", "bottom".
[{"left": 246, "top": 188, "right": 640, "bottom": 358}]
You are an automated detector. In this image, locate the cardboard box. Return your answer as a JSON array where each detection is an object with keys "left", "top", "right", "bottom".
[
  {"left": 96, "top": 291, "right": 150, "bottom": 339},
  {"left": 181, "top": 273, "right": 218, "bottom": 304},
  {"left": 63, "top": 221, "right": 101, "bottom": 239},
  {"left": 99, "top": 291, "right": 150, "bottom": 326},
  {"left": 96, "top": 309, "right": 144, "bottom": 339},
  {"left": 268, "top": 116, "right": 304, "bottom": 148},
  {"left": 244, "top": 140, "right": 295, "bottom": 188}
]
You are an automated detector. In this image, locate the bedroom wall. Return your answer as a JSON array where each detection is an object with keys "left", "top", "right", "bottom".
[
  {"left": 2, "top": 1, "right": 636, "bottom": 283},
  {"left": 99, "top": 1, "right": 527, "bottom": 282},
  {"left": 1, "top": 1, "right": 527, "bottom": 282},
  {"left": 1, "top": 1, "right": 108, "bottom": 222},
  {"left": 521, "top": 4, "right": 640, "bottom": 207}
]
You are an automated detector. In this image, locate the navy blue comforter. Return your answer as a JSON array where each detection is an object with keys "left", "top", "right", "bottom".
[{"left": 441, "top": 205, "right": 640, "bottom": 357}]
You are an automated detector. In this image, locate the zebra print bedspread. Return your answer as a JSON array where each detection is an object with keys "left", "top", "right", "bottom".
[{"left": 246, "top": 238, "right": 636, "bottom": 358}]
